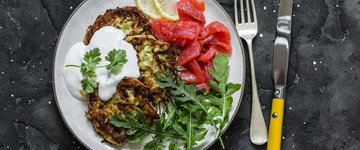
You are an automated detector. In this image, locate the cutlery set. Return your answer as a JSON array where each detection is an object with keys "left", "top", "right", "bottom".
[{"left": 235, "top": 0, "right": 294, "bottom": 149}]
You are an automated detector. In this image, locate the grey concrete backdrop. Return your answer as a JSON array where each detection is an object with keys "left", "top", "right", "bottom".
[{"left": 0, "top": 0, "right": 359, "bottom": 149}]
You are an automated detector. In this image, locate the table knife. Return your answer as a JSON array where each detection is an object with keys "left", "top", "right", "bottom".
[{"left": 267, "top": 0, "right": 293, "bottom": 149}]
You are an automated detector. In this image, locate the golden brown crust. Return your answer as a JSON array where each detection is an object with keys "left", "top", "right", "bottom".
[
  {"left": 87, "top": 77, "right": 158, "bottom": 145},
  {"left": 84, "top": 7, "right": 178, "bottom": 146},
  {"left": 84, "top": 6, "right": 153, "bottom": 45},
  {"left": 126, "top": 36, "right": 177, "bottom": 103}
]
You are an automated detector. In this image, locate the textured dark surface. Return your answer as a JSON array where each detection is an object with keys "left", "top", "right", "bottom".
[{"left": 0, "top": 0, "right": 359, "bottom": 149}]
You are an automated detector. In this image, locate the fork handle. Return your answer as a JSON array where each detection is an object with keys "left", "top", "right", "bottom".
[{"left": 247, "top": 40, "right": 268, "bottom": 145}]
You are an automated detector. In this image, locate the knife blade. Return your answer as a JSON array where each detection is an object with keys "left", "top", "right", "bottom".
[
  {"left": 267, "top": 0, "right": 293, "bottom": 150},
  {"left": 273, "top": 0, "right": 293, "bottom": 89}
]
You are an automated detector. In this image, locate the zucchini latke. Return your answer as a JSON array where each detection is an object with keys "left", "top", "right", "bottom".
[{"left": 84, "top": 7, "right": 177, "bottom": 145}]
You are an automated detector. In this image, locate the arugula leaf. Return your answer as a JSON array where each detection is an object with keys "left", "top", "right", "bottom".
[
  {"left": 110, "top": 112, "right": 181, "bottom": 139},
  {"left": 105, "top": 49, "right": 127, "bottom": 73},
  {"left": 156, "top": 72, "right": 215, "bottom": 124},
  {"left": 163, "top": 102, "right": 177, "bottom": 131},
  {"left": 107, "top": 53, "right": 241, "bottom": 150},
  {"left": 226, "top": 83, "right": 241, "bottom": 96},
  {"left": 129, "top": 131, "right": 148, "bottom": 144},
  {"left": 172, "top": 124, "right": 186, "bottom": 139},
  {"left": 169, "top": 140, "right": 182, "bottom": 150},
  {"left": 157, "top": 72, "right": 217, "bottom": 149},
  {"left": 126, "top": 128, "right": 137, "bottom": 135},
  {"left": 209, "top": 53, "right": 229, "bottom": 95},
  {"left": 208, "top": 53, "right": 241, "bottom": 147},
  {"left": 186, "top": 107, "right": 193, "bottom": 150},
  {"left": 144, "top": 135, "right": 165, "bottom": 150},
  {"left": 178, "top": 105, "right": 208, "bottom": 150},
  {"left": 193, "top": 128, "right": 208, "bottom": 142}
]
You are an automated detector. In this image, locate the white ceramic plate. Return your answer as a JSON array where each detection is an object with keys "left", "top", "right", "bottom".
[{"left": 53, "top": 0, "right": 246, "bottom": 149}]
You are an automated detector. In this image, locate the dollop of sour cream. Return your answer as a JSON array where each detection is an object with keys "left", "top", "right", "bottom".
[{"left": 63, "top": 26, "right": 140, "bottom": 101}]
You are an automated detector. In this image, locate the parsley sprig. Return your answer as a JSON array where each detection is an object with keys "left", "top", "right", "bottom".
[
  {"left": 104, "top": 49, "right": 128, "bottom": 73},
  {"left": 65, "top": 48, "right": 127, "bottom": 93}
]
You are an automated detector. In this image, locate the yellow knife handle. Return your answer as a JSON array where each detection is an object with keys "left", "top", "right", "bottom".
[{"left": 267, "top": 98, "right": 285, "bottom": 150}]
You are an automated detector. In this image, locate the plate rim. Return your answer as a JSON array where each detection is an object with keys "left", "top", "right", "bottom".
[{"left": 52, "top": 0, "right": 246, "bottom": 149}]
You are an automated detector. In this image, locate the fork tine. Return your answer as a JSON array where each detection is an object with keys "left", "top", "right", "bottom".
[
  {"left": 246, "top": 0, "right": 251, "bottom": 23},
  {"left": 240, "top": 0, "right": 245, "bottom": 23},
  {"left": 251, "top": 0, "right": 257, "bottom": 23},
  {"left": 234, "top": 0, "right": 239, "bottom": 24}
]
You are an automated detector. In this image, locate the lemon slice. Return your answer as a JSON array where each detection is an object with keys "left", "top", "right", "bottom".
[
  {"left": 136, "top": 0, "right": 162, "bottom": 19},
  {"left": 153, "top": 0, "right": 179, "bottom": 21}
]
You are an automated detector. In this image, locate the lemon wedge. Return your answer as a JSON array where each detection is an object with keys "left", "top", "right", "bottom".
[
  {"left": 136, "top": 0, "right": 162, "bottom": 19},
  {"left": 153, "top": 0, "right": 179, "bottom": 21}
]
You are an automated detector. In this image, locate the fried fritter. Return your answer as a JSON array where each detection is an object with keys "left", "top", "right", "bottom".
[
  {"left": 84, "top": 6, "right": 152, "bottom": 45},
  {"left": 84, "top": 7, "right": 177, "bottom": 103},
  {"left": 84, "top": 7, "right": 177, "bottom": 146},
  {"left": 87, "top": 77, "right": 158, "bottom": 145},
  {"left": 126, "top": 36, "right": 177, "bottom": 103}
]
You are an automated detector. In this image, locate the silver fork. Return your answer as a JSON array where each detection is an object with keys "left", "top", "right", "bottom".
[{"left": 235, "top": 0, "right": 268, "bottom": 145}]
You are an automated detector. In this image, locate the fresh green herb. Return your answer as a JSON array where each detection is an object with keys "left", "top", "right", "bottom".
[
  {"left": 83, "top": 48, "right": 102, "bottom": 66},
  {"left": 156, "top": 72, "right": 218, "bottom": 130},
  {"left": 156, "top": 53, "right": 240, "bottom": 149},
  {"left": 65, "top": 48, "right": 127, "bottom": 93},
  {"left": 156, "top": 71, "right": 219, "bottom": 148},
  {"left": 168, "top": 140, "right": 181, "bottom": 150},
  {"left": 109, "top": 53, "right": 240, "bottom": 150},
  {"left": 162, "top": 101, "right": 178, "bottom": 131},
  {"left": 80, "top": 76, "right": 98, "bottom": 94},
  {"left": 208, "top": 53, "right": 241, "bottom": 144},
  {"left": 65, "top": 48, "right": 102, "bottom": 93},
  {"left": 110, "top": 112, "right": 180, "bottom": 139},
  {"left": 143, "top": 134, "right": 165, "bottom": 150},
  {"left": 80, "top": 48, "right": 102, "bottom": 93},
  {"left": 186, "top": 107, "right": 193, "bottom": 150},
  {"left": 105, "top": 49, "right": 127, "bottom": 73},
  {"left": 110, "top": 111, "right": 186, "bottom": 150}
]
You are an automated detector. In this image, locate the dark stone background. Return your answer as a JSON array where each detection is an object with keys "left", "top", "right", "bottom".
[{"left": 0, "top": 0, "right": 359, "bottom": 149}]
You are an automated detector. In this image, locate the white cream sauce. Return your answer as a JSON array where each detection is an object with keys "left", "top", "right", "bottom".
[{"left": 63, "top": 26, "right": 140, "bottom": 101}]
